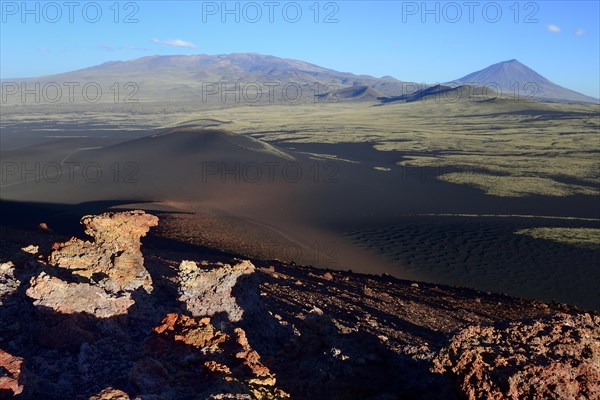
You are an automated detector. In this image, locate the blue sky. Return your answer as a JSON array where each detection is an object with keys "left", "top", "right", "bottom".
[{"left": 1, "top": 1, "right": 599, "bottom": 97}]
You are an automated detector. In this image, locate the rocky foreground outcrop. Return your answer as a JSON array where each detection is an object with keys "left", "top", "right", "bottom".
[
  {"left": 147, "top": 313, "right": 289, "bottom": 399},
  {"left": 48, "top": 211, "right": 158, "bottom": 293},
  {"left": 26, "top": 273, "right": 135, "bottom": 318},
  {"left": 432, "top": 312, "right": 600, "bottom": 399},
  {"left": 23, "top": 211, "right": 157, "bottom": 319},
  {"left": 0, "top": 210, "right": 598, "bottom": 399}
]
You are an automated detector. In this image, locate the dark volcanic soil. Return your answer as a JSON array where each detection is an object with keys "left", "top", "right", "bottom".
[{"left": 2, "top": 126, "right": 599, "bottom": 314}]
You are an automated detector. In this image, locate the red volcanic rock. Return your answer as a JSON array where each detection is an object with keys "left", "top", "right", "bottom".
[
  {"left": 149, "top": 313, "right": 289, "bottom": 399},
  {"left": 49, "top": 210, "right": 158, "bottom": 293},
  {"left": 432, "top": 312, "right": 600, "bottom": 399},
  {"left": 0, "top": 349, "right": 25, "bottom": 396},
  {"left": 153, "top": 313, "right": 229, "bottom": 352},
  {"left": 204, "top": 361, "right": 232, "bottom": 375},
  {"left": 233, "top": 328, "right": 276, "bottom": 386}
]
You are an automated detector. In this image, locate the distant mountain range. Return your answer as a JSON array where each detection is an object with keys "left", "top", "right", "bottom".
[{"left": 1, "top": 54, "right": 597, "bottom": 105}]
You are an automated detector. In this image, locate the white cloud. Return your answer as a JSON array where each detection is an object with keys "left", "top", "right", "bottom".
[
  {"left": 126, "top": 45, "right": 151, "bottom": 51},
  {"left": 99, "top": 44, "right": 116, "bottom": 52},
  {"left": 151, "top": 38, "right": 197, "bottom": 49},
  {"left": 575, "top": 28, "right": 585, "bottom": 36},
  {"left": 545, "top": 24, "right": 561, "bottom": 33},
  {"left": 99, "top": 44, "right": 150, "bottom": 52}
]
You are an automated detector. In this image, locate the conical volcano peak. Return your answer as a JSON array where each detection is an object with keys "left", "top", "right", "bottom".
[{"left": 453, "top": 59, "right": 597, "bottom": 103}]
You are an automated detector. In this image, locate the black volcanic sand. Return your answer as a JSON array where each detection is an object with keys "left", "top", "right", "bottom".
[
  {"left": 0, "top": 120, "right": 158, "bottom": 151},
  {"left": 2, "top": 126, "right": 599, "bottom": 311},
  {"left": 345, "top": 216, "right": 600, "bottom": 311}
]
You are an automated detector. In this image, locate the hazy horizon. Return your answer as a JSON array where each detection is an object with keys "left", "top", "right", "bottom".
[{"left": 1, "top": 1, "right": 599, "bottom": 97}]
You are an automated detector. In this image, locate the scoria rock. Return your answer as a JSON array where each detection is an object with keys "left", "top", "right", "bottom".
[
  {"left": 233, "top": 327, "right": 276, "bottom": 387},
  {"left": 48, "top": 210, "right": 158, "bottom": 293},
  {"left": 148, "top": 313, "right": 289, "bottom": 399},
  {"left": 20, "top": 245, "right": 39, "bottom": 255},
  {"left": 129, "top": 357, "right": 170, "bottom": 394},
  {"left": 26, "top": 272, "right": 134, "bottom": 318},
  {"left": 0, "top": 349, "right": 25, "bottom": 397},
  {"left": 153, "top": 313, "right": 229, "bottom": 352},
  {"left": 178, "top": 260, "right": 255, "bottom": 322},
  {"left": 432, "top": 312, "right": 600, "bottom": 400},
  {"left": 88, "top": 387, "right": 137, "bottom": 400},
  {"left": 0, "top": 262, "right": 19, "bottom": 305}
]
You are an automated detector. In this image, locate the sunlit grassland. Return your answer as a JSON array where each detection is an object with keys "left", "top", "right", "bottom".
[
  {"left": 2, "top": 97, "right": 599, "bottom": 197},
  {"left": 175, "top": 99, "right": 599, "bottom": 198},
  {"left": 516, "top": 227, "right": 600, "bottom": 248}
]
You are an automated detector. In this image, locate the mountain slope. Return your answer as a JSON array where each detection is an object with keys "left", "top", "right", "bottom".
[
  {"left": 1, "top": 53, "right": 414, "bottom": 104},
  {"left": 317, "top": 85, "right": 385, "bottom": 101},
  {"left": 379, "top": 84, "right": 497, "bottom": 104},
  {"left": 451, "top": 59, "right": 597, "bottom": 104}
]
